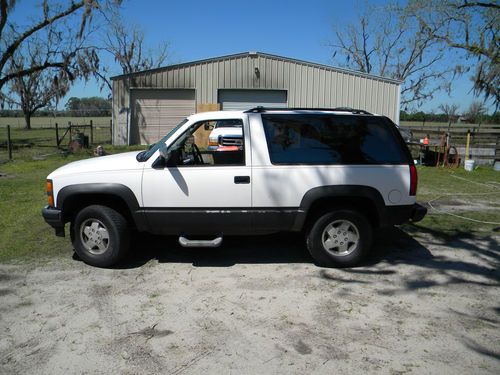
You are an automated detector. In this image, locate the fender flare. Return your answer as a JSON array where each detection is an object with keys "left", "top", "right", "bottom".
[
  {"left": 56, "top": 183, "right": 146, "bottom": 231},
  {"left": 293, "top": 185, "right": 388, "bottom": 230}
]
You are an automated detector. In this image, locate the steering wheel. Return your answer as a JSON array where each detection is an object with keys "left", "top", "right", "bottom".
[{"left": 191, "top": 143, "right": 203, "bottom": 164}]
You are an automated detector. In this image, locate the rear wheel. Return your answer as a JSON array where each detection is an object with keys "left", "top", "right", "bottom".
[
  {"left": 72, "top": 205, "right": 129, "bottom": 267},
  {"left": 306, "top": 210, "right": 372, "bottom": 267}
]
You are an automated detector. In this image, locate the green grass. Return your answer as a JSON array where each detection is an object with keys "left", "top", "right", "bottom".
[
  {"left": 0, "top": 145, "right": 145, "bottom": 262},
  {"left": 0, "top": 154, "right": 498, "bottom": 262},
  {"left": 403, "top": 166, "right": 500, "bottom": 237},
  {"left": 0, "top": 123, "right": 112, "bottom": 161},
  {"left": 0, "top": 116, "right": 111, "bottom": 128}
]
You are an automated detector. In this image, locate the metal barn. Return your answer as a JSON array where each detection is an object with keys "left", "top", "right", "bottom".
[{"left": 111, "top": 52, "right": 401, "bottom": 145}]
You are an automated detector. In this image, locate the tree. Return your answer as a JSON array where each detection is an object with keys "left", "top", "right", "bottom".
[
  {"left": 438, "top": 103, "right": 460, "bottom": 123},
  {"left": 409, "top": 0, "right": 499, "bottom": 108},
  {"left": 464, "top": 101, "right": 486, "bottom": 123},
  {"left": 7, "top": 44, "right": 70, "bottom": 129},
  {"left": 96, "top": 12, "right": 169, "bottom": 91},
  {"left": 65, "top": 96, "right": 111, "bottom": 116},
  {"left": 329, "top": 3, "right": 458, "bottom": 107},
  {"left": 0, "top": 0, "right": 120, "bottom": 108}
]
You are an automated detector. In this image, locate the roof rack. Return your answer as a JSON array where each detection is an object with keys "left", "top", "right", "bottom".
[{"left": 244, "top": 106, "right": 372, "bottom": 115}]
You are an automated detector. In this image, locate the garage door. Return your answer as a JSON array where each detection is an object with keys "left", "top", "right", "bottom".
[
  {"left": 131, "top": 89, "right": 195, "bottom": 145},
  {"left": 219, "top": 90, "right": 287, "bottom": 111}
]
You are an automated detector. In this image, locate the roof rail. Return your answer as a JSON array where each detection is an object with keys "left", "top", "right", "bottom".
[{"left": 244, "top": 106, "right": 372, "bottom": 115}]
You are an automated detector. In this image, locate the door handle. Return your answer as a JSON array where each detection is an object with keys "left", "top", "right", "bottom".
[{"left": 234, "top": 176, "right": 250, "bottom": 184}]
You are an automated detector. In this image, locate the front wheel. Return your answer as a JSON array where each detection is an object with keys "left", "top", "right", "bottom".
[
  {"left": 306, "top": 210, "right": 373, "bottom": 267},
  {"left": 72, "top": 205, "right": 130, "bottom": 267}
]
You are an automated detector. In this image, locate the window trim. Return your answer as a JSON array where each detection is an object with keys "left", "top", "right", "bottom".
[{"left": 157, "top": 118, "right": 247, "bottom": 168}]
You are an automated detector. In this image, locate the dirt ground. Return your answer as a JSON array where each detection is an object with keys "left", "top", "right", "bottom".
[{"left": 1, "top": 227, "right": 499, "bottom": 375}]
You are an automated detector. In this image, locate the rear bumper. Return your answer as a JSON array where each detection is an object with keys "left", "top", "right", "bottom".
[
  {"left": 42, "top": 205, "right": 65, "bottom": 237},
  {"left": 384, "top": 203, "right": 427, "bottom": 226},
  {"left": 410, "top": 203, "right": 427, "bottom": 223}
]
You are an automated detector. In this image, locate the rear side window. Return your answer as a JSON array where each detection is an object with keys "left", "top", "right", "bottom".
[{"left": 261, "top": 114, "right": 408, "bottom": 165}]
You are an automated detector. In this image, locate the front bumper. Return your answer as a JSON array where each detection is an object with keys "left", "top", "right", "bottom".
[{"left": 42, "top": 205, "right": 65, "bottom": 237}]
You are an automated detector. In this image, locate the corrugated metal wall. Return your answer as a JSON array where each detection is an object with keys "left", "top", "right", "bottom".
[{"left": 112, "top": 53, "right": 400, "bottom": 145}]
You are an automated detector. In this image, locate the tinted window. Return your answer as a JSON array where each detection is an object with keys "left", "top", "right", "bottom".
[
  {"left": 261, "top": 114, "right": 408, "bottom": 165},
  {"left": 215, "top": 119, "right": 243, "bottom": 128}
]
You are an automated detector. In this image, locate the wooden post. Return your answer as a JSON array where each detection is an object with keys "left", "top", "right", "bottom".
[
  {"left": 110, "top": 119, "right": 112, "bottom": 144},
  {"left": 55, "top": 123, "right": 59, "bottom": 147},
  {"left": 465, "top": 130, "right": 471, "bottom": 161},
  {"left": 90, "top": 120, "right": 93, "bottom": 145},
  {"left": 7, "top": 125, "right": 12, "bottom": 160}
]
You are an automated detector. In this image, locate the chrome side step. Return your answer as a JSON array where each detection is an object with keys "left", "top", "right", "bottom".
[{"left": 178, "top": 236, "right": 223, "bottom": 248}]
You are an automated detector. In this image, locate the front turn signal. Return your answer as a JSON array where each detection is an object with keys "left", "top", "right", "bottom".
[{"left": 47, "top": 180, "right": 54, "bottom": 207}]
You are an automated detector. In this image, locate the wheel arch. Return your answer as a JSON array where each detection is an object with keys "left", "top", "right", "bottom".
[
  {"left": 295, "top": 185, "right": 388, "bottom": 232},
  {"left": 56, "top": 183, "right": 147, "bottom": 231}
]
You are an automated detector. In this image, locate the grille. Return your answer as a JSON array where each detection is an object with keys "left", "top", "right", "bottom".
[{"left": 219, "top": 136, "right": 243, "bottom": 146}]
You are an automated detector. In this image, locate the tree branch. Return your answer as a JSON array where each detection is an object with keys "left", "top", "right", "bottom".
[
  {"left": 457, "top": 1, "right": 500, "bottom": 9},
  {"left": 0, "top": 61, "right": 64, "bottom": 88},
  {"left": 0, "top": 0, "right": 8, "bottom": 41},
  {"left": 0, "top": 1, "right": 85, "bottom": 72}
]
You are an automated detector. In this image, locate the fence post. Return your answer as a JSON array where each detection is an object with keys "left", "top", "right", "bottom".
[
  {"left": 110, "top": 119, "right": 112, "bottom": 144},
  {"left": 55, "top": 123, "right": 59, "bottom": 147},
  {"left": 7, "top": 125, "right": 12, "bottom": 160},
  {"left": 90, "top": 120, "right": 93, "bottom": 145}
]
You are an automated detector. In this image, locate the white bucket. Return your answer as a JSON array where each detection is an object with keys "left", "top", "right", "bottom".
[
  {"left": 494, "top": 161, "right": 500, "bottom": 171},
  {"left": 464, "top": 159, "right": 475, "bottom": 171}
]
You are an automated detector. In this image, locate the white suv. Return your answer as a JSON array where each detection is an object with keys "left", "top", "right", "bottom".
[{"left": 42, "top": 107, "right": 426, "bottom": 268}]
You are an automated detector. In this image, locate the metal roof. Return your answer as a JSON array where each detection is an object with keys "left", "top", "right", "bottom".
[{"left": 110, "top": 51, "right": 402, "bottom": 85}]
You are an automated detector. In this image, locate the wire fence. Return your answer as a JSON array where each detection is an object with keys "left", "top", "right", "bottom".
[{"left": 0, "top": 118, "right": 112, "bottom": 162}]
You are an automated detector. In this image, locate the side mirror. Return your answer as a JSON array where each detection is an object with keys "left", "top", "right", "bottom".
[
  {"left": 159, "top": 146, "right": 171, "bottom": 161},
  {"left": 153, "top": 146, "right": 171, "bottom": 169},
  {"left": 204, "top": 123, "right": 214, "bottom": 131}
]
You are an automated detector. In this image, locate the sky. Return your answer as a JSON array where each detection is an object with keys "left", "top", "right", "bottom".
[{"left": 10, "top": 0, "right": 495, "bottom": 114}]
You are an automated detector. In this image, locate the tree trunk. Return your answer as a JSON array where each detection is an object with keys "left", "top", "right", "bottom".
[{"left": 24, "top": 112, "right": 32, "bottom": 130}]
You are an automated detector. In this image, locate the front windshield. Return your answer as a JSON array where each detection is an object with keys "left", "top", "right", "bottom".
[{"left": 139, "top": 119, "right": 189, "bottom": 161}]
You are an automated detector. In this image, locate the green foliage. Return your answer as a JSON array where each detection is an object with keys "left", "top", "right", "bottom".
[
  {"left": 400, "top": 110, "right": 499, "bottom": 123},
  {"left": 65, "top": 97, "right": 111, "bottom": 116}
]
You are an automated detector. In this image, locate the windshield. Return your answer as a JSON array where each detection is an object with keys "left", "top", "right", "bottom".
[{"left": 137, "top": 118, "right": 189, "bottom": 161}]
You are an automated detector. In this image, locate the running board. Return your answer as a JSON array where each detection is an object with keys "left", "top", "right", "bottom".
[{"left": 178, "top": 236, "right": 223, "bottom": 248}]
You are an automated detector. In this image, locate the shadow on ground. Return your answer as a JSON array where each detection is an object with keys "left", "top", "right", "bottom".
[
  {"left": 76, "top": 225, "right": 500, "bottom": 289},
  {"left": 68, "top": 225, "right": 500, "bottom": 362}
]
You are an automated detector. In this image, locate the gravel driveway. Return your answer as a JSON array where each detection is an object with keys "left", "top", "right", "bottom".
[{"left": 1, "top": 227, "right": 499, "bottom": 374}]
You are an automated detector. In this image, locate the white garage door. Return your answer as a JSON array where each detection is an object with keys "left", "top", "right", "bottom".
[
  {"left": 219, "top": 90, "right": 287, "bottom": 111},
  {"left": 131, "top": 89, "right": 195, "bottom": 145}
]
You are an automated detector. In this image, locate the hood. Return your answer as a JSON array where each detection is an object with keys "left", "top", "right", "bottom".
[
  {"left": 48, "top": 151, "right": 143, "bottom": 179},
  {"left": 209, "top": 127, "right": 243, "bottom": 139}
]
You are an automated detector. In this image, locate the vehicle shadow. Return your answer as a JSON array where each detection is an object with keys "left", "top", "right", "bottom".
[
  {"left": 108, "top": 225, "right": 500, "bottom": 290},
  {"left": 117, "top": 232, "right": 314, "bottom": 268},
  {"left": 103, "top": 225, "right": 433, "bottom": 268}
]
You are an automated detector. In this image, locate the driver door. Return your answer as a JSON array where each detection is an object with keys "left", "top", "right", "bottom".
[{"left": 141, "top": 117, "right": 252, "bottom": 236}]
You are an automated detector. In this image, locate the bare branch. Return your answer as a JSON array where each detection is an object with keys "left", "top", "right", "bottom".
[
  {"left": 0, "top": 1, "right": 86, "bottom": 72},
  {"left": 457, "top": 1, "right": 500, "bottom": 9}
]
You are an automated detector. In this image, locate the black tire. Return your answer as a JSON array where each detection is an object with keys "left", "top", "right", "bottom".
[
  {"left": 72, "top": 205, "right": 130, "bottom": 267},
  {"left": 306, "top": 210, "right": 373, "bottom": 267}
]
